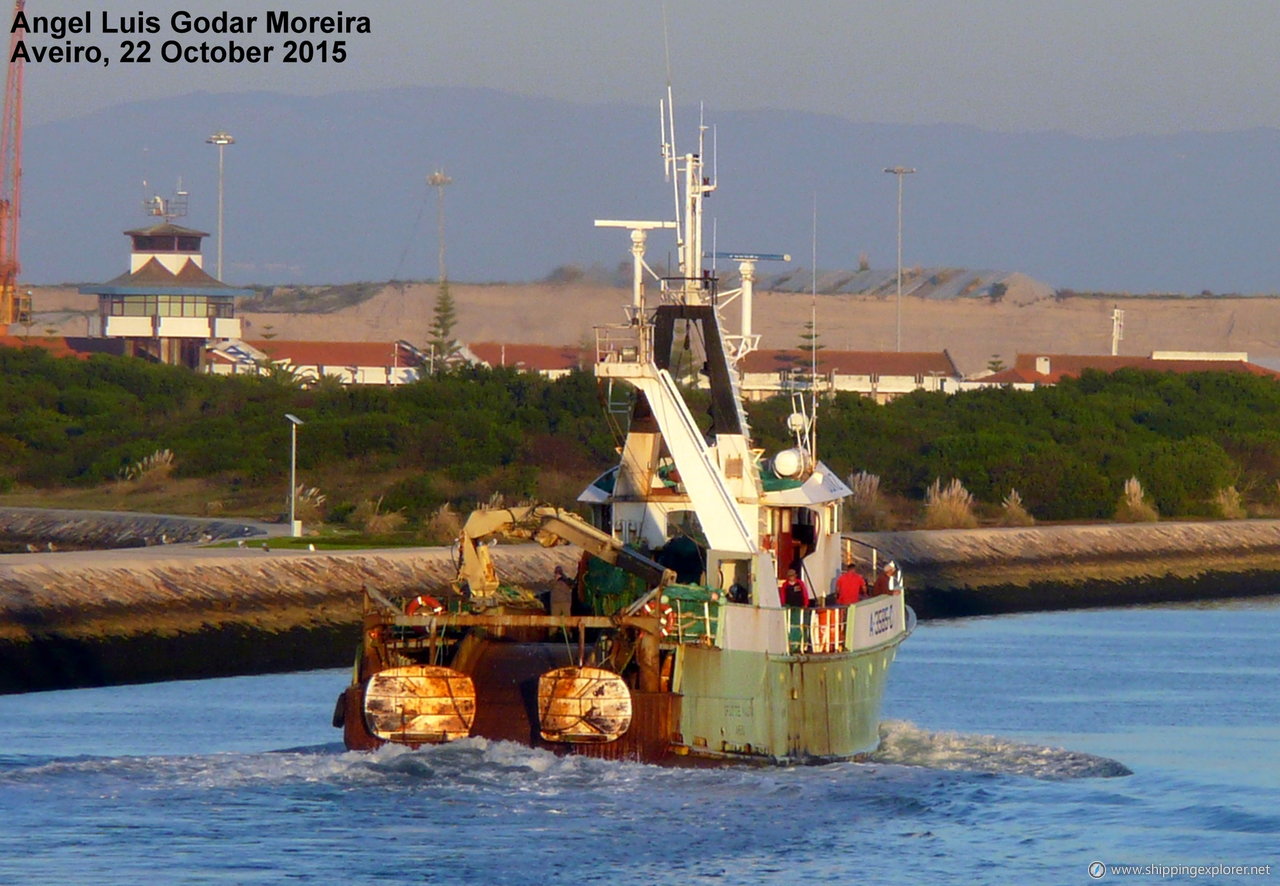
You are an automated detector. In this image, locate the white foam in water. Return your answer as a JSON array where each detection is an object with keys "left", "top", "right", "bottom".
[
  {"left": 3, "top": 725, "right": 1129, "bottom": 795},
  {"left": 870, "top": 720, "right": 1132, "bottom": 779}
]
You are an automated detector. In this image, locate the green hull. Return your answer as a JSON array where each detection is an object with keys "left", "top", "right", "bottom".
[{"left": 674, "top": 637, "right": 905, "bottom": 763}]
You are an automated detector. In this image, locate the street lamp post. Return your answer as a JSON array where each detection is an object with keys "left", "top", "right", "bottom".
[
  {"left": 884, "top": 166, "right": 916, "bottom": 352},
  {"left": 285, "top": 413, "right": 304, "bottom": 535},
  {"left": 206, "top": 131, "right": 235, "bottom": 281}
]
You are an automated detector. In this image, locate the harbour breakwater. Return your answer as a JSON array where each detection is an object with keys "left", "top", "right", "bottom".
[
  {"left": 857, "top": 520, "right": 1280, "bottom": 618},
  {"left": 3, "top": 509, "right": 1280, "bottom": 692},
  {"left": 0, "top": 539, "right": 578, "bottom": 694}
]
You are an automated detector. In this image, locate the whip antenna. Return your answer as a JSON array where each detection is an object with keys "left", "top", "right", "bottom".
[
  {"left": 660, "top": 3, "right": 681, "bottom": 242},
  {"left": 810, "top": 194, "right": 819, "bottom": 460}
]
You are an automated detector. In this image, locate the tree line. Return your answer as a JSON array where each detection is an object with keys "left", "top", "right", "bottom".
[
  {"left": 2, "top": 345, "right": 1279, "bottom": 524},
  {"left": 750, "top": 368, "right": 1279, "bottom": 520}
]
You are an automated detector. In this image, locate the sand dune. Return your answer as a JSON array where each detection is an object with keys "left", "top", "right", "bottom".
[{"left": 28, "top": 280, "right": 1280, "bottom": 377}]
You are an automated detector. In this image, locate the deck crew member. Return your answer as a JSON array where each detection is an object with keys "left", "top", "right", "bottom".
[
  {"left": 779, "top": 568, "right": 810, "bottom": 607},
  {"left": 549, "top": 565, "right": 574, "bottom": 616},
  {"left": 835, "top": 561, "right": 868, "bottom": 605},
  {"left": 872, "top": 561, "right": 903, "bottom": 597}
]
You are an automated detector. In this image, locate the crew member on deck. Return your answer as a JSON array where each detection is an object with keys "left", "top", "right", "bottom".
[
  {"left": 835, "top": 561, "right": 868, "bottom": 605},
  {"left": 872, "top": 561, "right": 902, "bottom": 597},
  {"left": 779, "top": 568, "right": 810, "bottom": 607},
  {"left": 550, "top": 564, "right": 574, "bottom": 616}
]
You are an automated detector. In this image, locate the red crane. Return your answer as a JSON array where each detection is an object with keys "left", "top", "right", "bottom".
[{"left": 0, "top": 0, "right": 28, "bottom": 331}]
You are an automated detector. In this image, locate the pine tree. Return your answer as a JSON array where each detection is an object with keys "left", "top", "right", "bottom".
[
  {"left": 793, "top": 319, "right": 825, "bottom": 390},
  {"left": 428, "top": 280, "right": 459, "bottom": 365}
]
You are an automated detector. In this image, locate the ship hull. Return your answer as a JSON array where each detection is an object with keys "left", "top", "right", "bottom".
[
  {"left": 675, "top": 640, "right": 904, "bottom": 762},
  {"left": 340, "top": 628, "right": 906, "bottom": 765},
  {"left": 341, "top": 637, "right": 683, "bottom": 763}
]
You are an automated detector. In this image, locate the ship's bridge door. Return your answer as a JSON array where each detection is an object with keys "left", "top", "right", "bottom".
[
  {"left": 766, "top": 506, "right": 819, "bottom": 580},
  {"left": 658, "top": 510, "right": 708, "bottom": 584}
]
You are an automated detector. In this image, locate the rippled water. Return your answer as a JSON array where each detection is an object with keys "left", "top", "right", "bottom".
[{"left": 2, "top": 599, "right": 1276, "bottom": 884}]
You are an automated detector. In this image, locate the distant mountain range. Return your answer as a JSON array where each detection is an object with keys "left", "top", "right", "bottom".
[{"left": 23, "top": 86, "right": 1280, "bottom": 293}]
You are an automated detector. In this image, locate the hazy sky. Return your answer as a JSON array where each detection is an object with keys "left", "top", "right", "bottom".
[{"left": 19, "top": 0, "right": 1280, "bottom": 137}]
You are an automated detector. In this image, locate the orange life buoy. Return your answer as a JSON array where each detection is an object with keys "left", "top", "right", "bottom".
[
  {"left": 406, "top": 594, "right": 443, "bottom": 616},
  {"left": 810, "top": 608, "right": 838, "bottom": 653},
  {"left": 640, "top": 599, "right": 678, "bottom": 638}
]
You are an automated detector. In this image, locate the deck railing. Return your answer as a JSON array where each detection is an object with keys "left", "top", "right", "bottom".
[
  {"left": 594, "top": 321, "right": 654, "bottom": 367},
  {"left": 664, "top": 592, "right": 720, "bottom": 646},
  {"left": 784, "top": 594, "right": 906, "bottom": 655}
]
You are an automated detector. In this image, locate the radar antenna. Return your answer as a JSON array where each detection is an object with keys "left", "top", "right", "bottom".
[{"left": 142, "top": 179, "right": 189, "bottom": 223}]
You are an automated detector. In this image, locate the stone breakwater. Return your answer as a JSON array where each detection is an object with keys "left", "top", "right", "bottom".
[
  {"left": 0, "top": 542, "right": 579, "bottom": 693},
  {"left": 4, "top": 511, "right": 1280, "bottom": 692},
  {"left": 854, "top": 519, "right": 1280, "bottom": 618}
]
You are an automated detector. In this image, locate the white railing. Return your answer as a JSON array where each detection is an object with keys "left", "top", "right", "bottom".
[{"left": 594, "top": 322, "right": 653, "bottom": 368}]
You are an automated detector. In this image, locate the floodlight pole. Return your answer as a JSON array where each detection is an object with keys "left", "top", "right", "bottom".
[
  {"left": 428, "top": 169, "right": 452, "bottom": 284},
  {"left": 206, "top": 131, "right": 234, "bottom": 280},
  {"left": 286, "top": 413, "right": 304, "bottom": 535},
  {"left": 884, "top": 166, "right": 916, "bottom": 352}
]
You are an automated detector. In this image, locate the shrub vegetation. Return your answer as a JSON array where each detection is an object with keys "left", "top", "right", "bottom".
[{"left": 2, "top": 346, "right": 1279, "bottom": 526}]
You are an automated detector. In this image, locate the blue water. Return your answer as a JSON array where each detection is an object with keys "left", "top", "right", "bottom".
[{"left": 1, "top": 599, "right": 1277, "bottom": 884}]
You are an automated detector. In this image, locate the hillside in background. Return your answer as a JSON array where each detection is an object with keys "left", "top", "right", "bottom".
[{"left": 23, "top": 87, "right": 1280, "bottom": 294}]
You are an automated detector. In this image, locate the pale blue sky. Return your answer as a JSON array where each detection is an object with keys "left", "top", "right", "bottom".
[{"left": 20, "top": 0, "right": 1280, "bottom": 137}]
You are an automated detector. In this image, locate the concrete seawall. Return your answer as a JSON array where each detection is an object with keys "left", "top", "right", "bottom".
[
  {"left": 0, "top": 537, "right": 578, "bottom": 694},
  {"left": 4, "top": 509, "right": 1280, "bottom": 693},
  {"left": 853, "top": 520, "right": 1280, "bottom": 618}
]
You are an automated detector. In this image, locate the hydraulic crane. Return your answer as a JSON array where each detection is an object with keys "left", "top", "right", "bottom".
[{"left": 0, "top": 0, "right": 29, "bottom": 331}]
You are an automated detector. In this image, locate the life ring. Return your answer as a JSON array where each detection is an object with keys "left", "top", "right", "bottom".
[
  {"left": 810, "top": 608, "right": 838, "bottom": 654},
  {"left": 640, "top": 599, "right": 678, "bottom": 638},
  {"left": 406, "top": 594, "right": 444, "bottom": 616}
]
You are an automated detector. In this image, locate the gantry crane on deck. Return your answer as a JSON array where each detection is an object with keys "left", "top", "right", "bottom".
[{"left": 0, "top": 0, "right": 30, "bottom": 331}]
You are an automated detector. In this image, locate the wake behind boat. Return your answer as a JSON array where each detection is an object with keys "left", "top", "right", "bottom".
[{"left": 334, "top": 98, "right": 913, "bottom": 764}]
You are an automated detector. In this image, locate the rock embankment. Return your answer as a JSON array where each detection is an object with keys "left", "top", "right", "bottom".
[
  {"left": 855, "top": 520, "right": 1280, "bottom": 618},
  {"left": 4, "top": 509, "right": 1280, "bottom": 692},
  {"left": 0, "top": 507, "right": 269, "bottom": 549},
  {"left": 0, "top": 542, "right": 579, "bottom": 693}
]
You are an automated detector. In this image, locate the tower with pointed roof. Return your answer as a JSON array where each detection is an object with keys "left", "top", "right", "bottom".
[{"left": 80, "top": 220, "right": 253, "bottom": 367}]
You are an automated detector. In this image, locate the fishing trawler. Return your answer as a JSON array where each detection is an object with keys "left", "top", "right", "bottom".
[{"left": 334, "top": 101, "right": 913, "bottom": 764}]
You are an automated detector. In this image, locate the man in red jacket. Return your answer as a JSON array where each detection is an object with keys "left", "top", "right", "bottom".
[{"left": 779, "top": 568, "right": 810, "bottom": 607}]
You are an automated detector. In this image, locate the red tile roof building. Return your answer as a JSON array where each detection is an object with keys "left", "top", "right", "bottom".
[
  {"left": 206, "top": 339, "right": 428, "bottom": 385},
  {"left": 969, "top": 352, "right": 1280, "bottom": 388},
  {"left": 468, "top": 342, "right": 590, "bottom": 379},
  {"left": 0, "top": 335, "right": 126, "bottom": 359},
  {"left": 739, "top": 348, "right": 963, "bottom": 402}
]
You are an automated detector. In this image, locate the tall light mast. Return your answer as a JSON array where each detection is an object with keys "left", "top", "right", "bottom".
[
  {"left": 883, "top": 165, "right": 916, "bottom": 352},
  {"left": 0, "top": 0, "right": 28, "bottom": 330},
  {"left": 427, "top": 169, "right": 452, "bottom": 284},
  {"left": 205, "top": 130, "right": 234, "bottom": 281}
]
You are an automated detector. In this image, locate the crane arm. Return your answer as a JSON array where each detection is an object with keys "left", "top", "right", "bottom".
[
  {"left": 0, "top": 0, "right": 26, "bottom": 329},
  {"left": 456, "top": 505, "right": 672, "bottom": 598}
]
